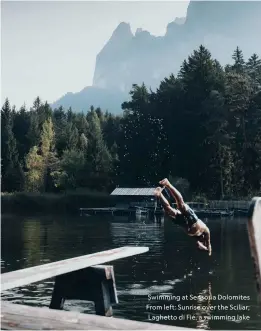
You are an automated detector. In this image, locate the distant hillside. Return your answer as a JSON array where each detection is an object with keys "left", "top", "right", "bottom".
[
  {"left": 52, "top": 86, "right": 127, "bottom": 114},
  {"left": 52, "top": 0, "right": 261, "bottom": 114}
]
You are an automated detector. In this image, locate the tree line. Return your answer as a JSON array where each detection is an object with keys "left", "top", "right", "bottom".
[{"left": 2, "top": 45, "right": 261, "bottom": 199}]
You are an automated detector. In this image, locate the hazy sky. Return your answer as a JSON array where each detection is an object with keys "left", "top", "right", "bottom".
[{"left": 1, "top": 1, "right": 189, "bottom": 108}]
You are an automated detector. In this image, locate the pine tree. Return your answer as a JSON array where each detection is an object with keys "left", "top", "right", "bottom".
[
  {"left": 32, "top": 97, "right": 41, "bottom": 112},
  {"left": 79, "top": 133, "right": 88, "bottom": 152},
  {"left": 52, "top": 149, "right": 85, "bottom": 190},
  {"left": 27, "top": 111, "right": 40, "bottom": 147},
  {"left": 246, "top": 53, "right": 261, "bottom": 89},
  {"left": 201, "top": 90, "right": 233, "bottom": 197},
  {"left": 231, "top": 47, "right": 245, "bottom": 74},
  {"left": 67, "top": 107, "right": 76, "bottom": 122},
  {"left": 65, "top": 122, "right": 79, "bottom": 151},
  {"left": 225, "top": 71, "right": 253, "bottom": 195},
  {"left": 53, "top": 107, "right": 68, "bottom": 156},
  {"left": 40, "top": 118, "right": 57, "bottom": 191},
  {"left": 75, "top": 113, "right": 89, "bottom": 136},
  {"left": 25, "top": 146, "right": 44, "bottom": 192},
  {"left": 177, "top": 46, "right": 225, "bottom": 192},
  {"left": 40, "top": 118, "right": 55, "bottom": 157},
  {"left": 13, "top": 105, "right": 31, "bottom": 162},
  {"left": 102, "top": 113, "right": 121, "bottom": 149},
  {"left": 1, "top": 99, "right": 23, "bottom": 191},
  {"left": 25, "top": 117, "right": 56, "bottom": 192},
  {"left": 95, "top": 107, "right": 105, "bottom": 124},
  {"left": 32, "top": 97, "right": 52, "bottom": 128},
  {"left": 86, "top": 110, "right": 112, "bottom": 189},
  {"left": 155, "top": 74, "right": 184, "bottom": 180},
  {"left": 120, "top": 84, "right": 151, "bottom": 185}
]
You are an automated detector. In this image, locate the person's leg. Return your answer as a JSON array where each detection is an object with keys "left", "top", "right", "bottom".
[
  {"left": 154, "top": 187, "right": 178, "bottom": 218},
  {"left": 159, "top": 178, "right": 185, "bottom": 211}
]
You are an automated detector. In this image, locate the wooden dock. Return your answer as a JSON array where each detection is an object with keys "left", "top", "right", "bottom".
[
  {"left": 0, "top": 244, "right": 193, "bottom": 330},
  {"left": 79, "top": 207, "right": 136, "bottom": 216},
  {"left": 1, "top": 301, "right": 192, "bottom": 330},
  {"left": 79, "top": 207, "right": 236, "bottom": 218},
  {"left": 79, "top": 200, "right": 251, "bottom": 218},
  {"left": 1, "top": 246, "right": 149, "bottom": 328}
]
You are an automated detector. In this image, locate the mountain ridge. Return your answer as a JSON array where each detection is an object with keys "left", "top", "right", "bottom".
[{"left": 52, "top": 1, "right": 261, "bottom": 114}]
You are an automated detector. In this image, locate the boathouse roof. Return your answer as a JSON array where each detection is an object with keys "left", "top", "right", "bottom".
[{"left": 110, "top": 187, "right": 155, "bottom": 196}]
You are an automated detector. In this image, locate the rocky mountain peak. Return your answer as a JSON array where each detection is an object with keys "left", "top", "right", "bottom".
[{"left": 110, "top": 22, "right": 133, "bottom": 40}]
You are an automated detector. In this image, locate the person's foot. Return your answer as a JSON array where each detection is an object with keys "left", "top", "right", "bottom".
[
  {"left": 159, "top": 178, "right": 170, "bottom": 187},
  {"left": 154, "top": 187, "right": 162, "bottom": 197}
]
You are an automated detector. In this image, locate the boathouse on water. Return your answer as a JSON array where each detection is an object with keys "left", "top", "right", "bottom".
[{"left": 110, "top": 187, "right": 160, "bottom": 208}]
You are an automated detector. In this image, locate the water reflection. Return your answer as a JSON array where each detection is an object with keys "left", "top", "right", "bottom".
[
  {"left": 22, "top": 219, "right": 42, "bottom": 267},
  {"left": 1, "top": 214, "right": 261, "bottom": 330},
  {"left": 194, "top": 282, "right": 212, "bottom": 329}
]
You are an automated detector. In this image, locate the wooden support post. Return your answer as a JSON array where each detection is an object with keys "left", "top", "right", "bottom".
[
  {"left": 49, "top": 276, "right": 65, "bottom": 310},
  {"left": 94, "top": 280, "right": 112, "bottom": 316},
  {"left": 92, "top": 265, "right": 118, "bottom": 316},
  {"left": 49, "top": 265, "right": 118, "bottom": 316},
  {"left": 247, "top": 197, "right": 261, "bottom": 300}
]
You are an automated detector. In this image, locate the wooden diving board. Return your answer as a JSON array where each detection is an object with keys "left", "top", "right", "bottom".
[
  {"left": 247, "top": 197, "right": 261, "bottom": 299},
  {"left": 1, "top": 246, "right": 148, "bottom": 292},
  {"left": 1, "top": 301, "right": 193, "bottom": 330}
]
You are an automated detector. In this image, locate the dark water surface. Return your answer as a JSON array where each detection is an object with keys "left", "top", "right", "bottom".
[{"left": 1, "top": 214, "right": 261, "bottom": 330}]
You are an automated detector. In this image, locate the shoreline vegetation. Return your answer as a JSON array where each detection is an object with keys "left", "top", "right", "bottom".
[
  {"left": 1, "top": 46, "right": 261, "bottom": 204},
  {"left": 1, "top": 191, "right": 253, "bottom": 216},
  {"left": 1, "top": 191, "right": 115, "bottom": 215}
]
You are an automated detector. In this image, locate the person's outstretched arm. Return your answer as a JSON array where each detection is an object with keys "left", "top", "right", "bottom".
[
  {"left": 205, "top": 228, "right": 212, "bottom": 256},
  {"left": 159, "top": 178, "right": 186, "bottom": 211}
]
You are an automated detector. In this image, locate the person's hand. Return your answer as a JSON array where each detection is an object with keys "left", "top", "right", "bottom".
[
  {"left": 154, "top": 187, "right": 163, "bottom": 197},
  {"left": 196, "top": 241, "right": 208, "bottom": 251},
  {"left": 159, "top": 178, "right": 170, "bottom": 187},
  {"left": 197, "top": 227, "right": 212, "bottom": 256},
  {"left": 207, "top": 241, "right": 212, "bottom": 256}
]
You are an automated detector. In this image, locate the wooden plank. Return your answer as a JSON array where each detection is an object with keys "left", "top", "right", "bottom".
[
  {"left": 1, "top": 302, "right": 193, "bottom": 330},
  {"left": 247, "top": 197, "right": 261, "bottom": 299},
  {"left": 1, "top": 246, "right": 148, "bottom": 292}
]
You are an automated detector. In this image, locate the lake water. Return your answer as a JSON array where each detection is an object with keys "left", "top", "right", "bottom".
[{"left": 1, "top": 213, "right": 261, "bottom": 330}]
